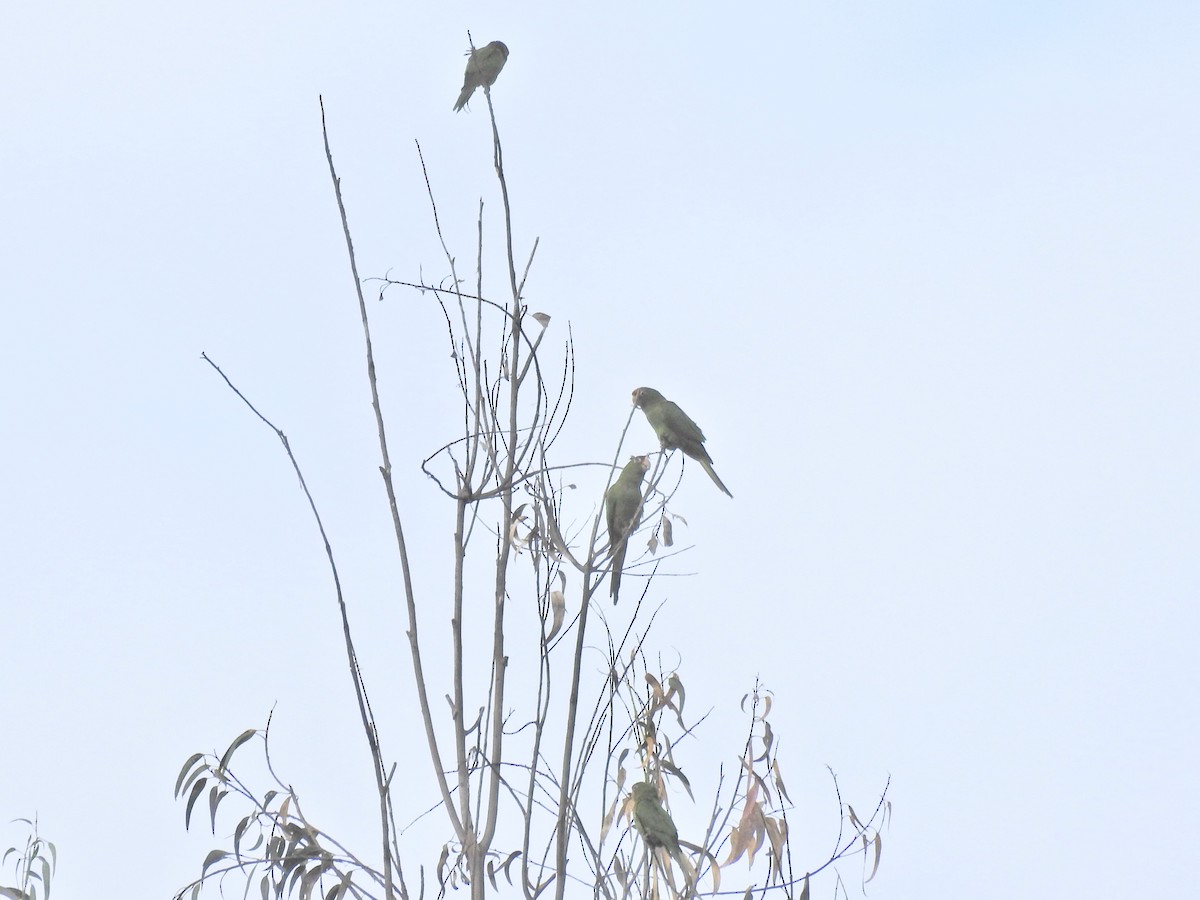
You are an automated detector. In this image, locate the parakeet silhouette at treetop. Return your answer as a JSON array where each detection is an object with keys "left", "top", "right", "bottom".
[
  {"left": 630, "top": 781, "right": 685, "bottom": 865},
  {"left": 606, "top": 455, "right": 649, "bottom": 604},
  {"left": 453, "top": 41, "right": 509, "bottom": 112},
  {"left": 632, "top": 387, "right": 733, "bottom": 497}
]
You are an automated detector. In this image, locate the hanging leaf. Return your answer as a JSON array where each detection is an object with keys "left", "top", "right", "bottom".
[
  {"left": 200, "top": 849, "right": 226, "bottom": 879},
  {"left": 866, "top": 833, "right": 883, "bottom": 883},
  {"left": 208, "top": 785, "right": 227, "bottom": 834},
  {"left": 436, "top": 844, "right": 450, "bottom": 886},
  {"left": 723, "top": 824, "right": 746, "bottom": 866},
  {"left": 501, "top": 850, "right": 521, "bottom": 884},
  {"left": 772, "top": 760, "right": 792, "bottom": 804},
  {"left": 659, "top": 760, "right": 691, "bottom": 795},
  {"left": 613, "top": 856, "right": 627, "bottom": 890},
  {"left": 217, "top": 729, "right": 257, "bottom": 776},
  {"left": 755, "top": 720, "right": 774, "bottom": 762},
  {"left": 546, "top": 590, "right": 566, "bottom": 641},
  {"left": 645, "top": 673, "right": 664, "bottom": 701},
  {"left": 174, "top": 753, "right": 206, "bottom": 799},
  {"left": 763, "top": 816, "right": 788, "bottom": 867},
  {"left": 184, "top": 778, "right": 207, "bottom": 829},
  {"left": 600, "top": 795, "right": 618, "bottom": 843}
]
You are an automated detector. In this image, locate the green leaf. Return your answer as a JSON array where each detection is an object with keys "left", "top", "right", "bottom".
[
  {"left": 217, "top": 729, "right": 257, "bottom": 776},
  {"left": 184, "top": 777, "right": 207, "bottom": 829},
  {"left": 233, "top": 816, "right": 250, "bottom": 861},
  {"left": 208, "top": 786, "right": 227, "bottom": 834},
  {"left": 501, "top": 850, "right": 520, "bottom": 884},
  {"left": 174, "top": 753, "right": 205, "bottom": 798},
  {"left": 177, "top": 759, "right": 209, "bottom": 805},
  {"left": 300, "top": 862, "right": 325, "bottom": 899},
  {"left": 38, "top": 857, "right": 51, "bottom": 900},
  {"left": 848, "top": 804, "right": 862, "bottom": 830},
  {"left": 201, "top": 849, "right": 227, "bottom": 878}
]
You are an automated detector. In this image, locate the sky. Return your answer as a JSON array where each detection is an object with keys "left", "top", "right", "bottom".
[{"left": 3, "top": 1, "right": 1198, "bottom": 897}]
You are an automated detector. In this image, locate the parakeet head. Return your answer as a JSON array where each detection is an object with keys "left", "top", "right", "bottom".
[
  {"left": 631, "top": 387, "right": 663, "bottom": 409},
  {"left": 631, "top": 781, "right": 658, "bottom": 802}
]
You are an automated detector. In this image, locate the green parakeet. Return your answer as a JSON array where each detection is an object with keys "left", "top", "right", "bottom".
[
  {"left": 454, "top": 41, "right": 509, "bottom": 112},
  {"left": 630, "top": 781, "right": 684, "bottom": 865},
  {"left": 632, "top": 387, "right": 733, "bottom": 497},
  {"left": 606, "top": 455, "right": 649, "bottom": 604}
]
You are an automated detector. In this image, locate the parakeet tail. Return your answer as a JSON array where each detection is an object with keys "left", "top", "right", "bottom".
[
  {"left": 700, "top": 459, "right": 733, "bottom": 497},
  {"left": 453, "top": 86, "right": 474, "bottom": 111},
  {"left": 610, "top": 542, "right": 627, "bottom": 604}
]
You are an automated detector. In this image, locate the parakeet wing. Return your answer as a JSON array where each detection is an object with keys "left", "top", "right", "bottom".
[
  {"left": 658, "top": 399, "right": 706, "bottom": 446},
  {"left": 606, "top": 457, "right": 648, "bottom": 602},
  {"left": 633, "top": 387, "right": 732, "bottom": 497},
  {"left": 454, "top": 41, "right": 508, "bottom": 111},
  {"left": 474, "top": 42, "right": 508, "bottom": 86},
  {"left": 631, "top": 783, "right": 680, "bottom": 853}
]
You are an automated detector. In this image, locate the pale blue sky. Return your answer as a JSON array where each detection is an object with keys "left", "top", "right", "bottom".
[{"left": 3, "top": 1, "right": 1197, "bottom": 897}]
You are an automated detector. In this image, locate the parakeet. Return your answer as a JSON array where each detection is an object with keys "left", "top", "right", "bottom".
[
  {"left": 453, "top": 41, "right": 509, "bottom": 112},
  {"left": 632, "top": 387, "right": 732, "bottom": 497},
  {"left": 630, "top": 781, "right": 684, "bottom": 865},
  {"left": 606, "top": 455, "right": 649, "bottom": 604}
]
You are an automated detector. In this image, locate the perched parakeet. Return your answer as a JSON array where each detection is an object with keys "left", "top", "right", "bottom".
[
  {"left": 632, "top": 387, "right": 732, "bottom": 497},
  {"left": 606, "top": 455, "right": 650, "bottom": 604},
  {"left": 453, "top": 41, "right": 509, "bottom": 112},
  {"left": 630, "top": 781, "right": 684, "bottom": 865}
]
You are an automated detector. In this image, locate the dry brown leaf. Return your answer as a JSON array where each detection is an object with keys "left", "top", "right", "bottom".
[
  {"left": 436, "top": 844, "right": 449, "bottom": 886},
  {"left": 723, "top": 824, "right": 746, "bottom": 867},
  {"left": 763, "top": 815, "right": 787, "bottom": 867},
  {"left": 759, "top": 719, "right": 775, "bottom": 760},
  {"left": 667, "top": 673, "right": 685, "bottom": 716},
  {"left": 866, "top": 833, "right": 882, "bottom": 883},
  {"left": 546, "top": 590, "right": 565, "bottom": 641},
  {"left": 745, "top": 806, "right": 766, "bottom": 867},
  {"left": 599, "top": 794, "right": 618, "bottom": 843},
  {"left": 773, "top": 760, "right": 792, "bottom": 804},
  {"left": 645, "top": 672, "right": 664, "bottom": 700}
]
